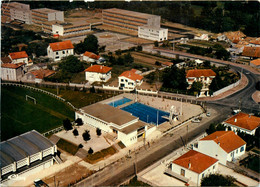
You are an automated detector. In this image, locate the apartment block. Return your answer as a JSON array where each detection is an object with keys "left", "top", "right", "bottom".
[
  {"left": 102, "top": 8, "right": 161, "bottom": 32},
  {"left": 32, "top": 8, "right": 64, "bottom": 32},
  {"left": 1, "top": 2, "right": 32, "bottom": 24}
]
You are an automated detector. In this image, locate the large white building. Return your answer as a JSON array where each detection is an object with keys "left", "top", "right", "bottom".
[
  {"left": 171, "top": 150, "right": 218, "bottom": 186},
  {"left": 47, "top": 40, "right": 74, "bottom": 61},
  {"left": 138, "top": 25, "right": 168, "bottom": 41},
  {"left": 85, "top": 65, "right": 112, "bottom": 84},
  {"left": 193, "top": 131, "right": 246, "bottom": 165},
  {"left": 75, "top": 102, "right": 155, "bottom": 146},
  {"left": 118, "top": 69, "right": 143, "bottom": 89},
  {"left": 1, "top": 63, "right": 25, "bottom": 81},
  {"left": 0, "top": 130, "right": 57, "bottom": 184},
  {"left": 8, "top": 51, "right": 29, "bottom": 65},
  {"left": 223, "top": 113, "right": 260, "bottom": 135}
]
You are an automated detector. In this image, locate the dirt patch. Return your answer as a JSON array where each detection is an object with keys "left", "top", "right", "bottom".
[
  {"left": 121, "top": 37, "right": 153, "bottom": 45},
  {"left": 131, "top": 52, "right": 170, "bottom": 67},
  {"left": 99, "top": 34, "right": 113, "bottom": 38},
  {"left": 43, "top": 163, "right": 93, "bottom": 186}
]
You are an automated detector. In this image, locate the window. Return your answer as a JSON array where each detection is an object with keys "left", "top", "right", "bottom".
[
  {"left": 240, "top": 146, "right": 244, "bottom": 152},
  {"left": 181, "top": 169, "right": 185, "bottom": 177},
  {"left": 56, "top": 52, "right": 59, "bottom": 55},
  {"left": 202, "top": 173, "right": 204, "bottom": 178},
  {"left": 213, "top": 165, "right": 215, "bottom": 170},
  {"left": 121, "top": 79, "right": 124, "bottom": 82},
  {"left": 125, "top": 79, "right": 128, "bottom": 82},
  {"left": 63, "top": 51, "right": 65, "bottom": 54},
  {"left": 236, "top": 149, "right": 238, "bottom": 154}
]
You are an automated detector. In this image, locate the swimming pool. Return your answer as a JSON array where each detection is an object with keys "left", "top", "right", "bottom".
[
  {"left": 121, "top": 102, "right": 169, "bottom": 125},
  {"left": 108, "top": 97, "right": 132, "bottom": 107}
]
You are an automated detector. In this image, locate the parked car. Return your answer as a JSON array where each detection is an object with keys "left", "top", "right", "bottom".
[
  {"left": 206, "top": 112, "right": 211, "bottom": 117},
  {"left": 191, "top": 118, "right": 201, "bottom": 123}
]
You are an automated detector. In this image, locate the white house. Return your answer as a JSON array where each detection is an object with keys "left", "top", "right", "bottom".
[
  {"left": 186, "top": 69, "right": 216, "bottom": 97},
  {"left": 47, "top": 40, "right": 74, "bottom": 61},
  {"left": 118, "top": 69, "right": 143, "bottom": 89},
  {"left": 138, "top": 25, "right": 168, "bottom": 41},
  {"left": 223, "top": 113, "right": 260, "bottom": 135},
  {"left": 193, "top": 131, "right": 246, "bottom": 165},
  {"left": 194, "top": 59, "right": 203, "bottom": 66},
  {"left": 1, "top": 63, "right": 25, "bottom": 81},
  {"left": 8, "top": 51, "right": 29, "bottom": 65},
  {"left": 171, "top": 150, "right": 218, "bottom": 186},
  {"left": 194, "top": 34, "right": 209, "bottom": 41},
  {"left": 83, "top": 51, "right": 100, "bottom": 63},
  {"left": 84, "top": 65, "right": 112, "bottom": 83},
  {"left": 75, "top": 102, "right": 155, "bottom": 147}
]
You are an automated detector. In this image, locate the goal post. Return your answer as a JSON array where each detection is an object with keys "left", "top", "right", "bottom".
[{"left": 26, "top": 95, "right": 37, "bottom": 104}]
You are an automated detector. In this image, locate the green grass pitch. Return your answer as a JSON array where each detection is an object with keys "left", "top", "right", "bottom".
[{"left": 1, "top": 85, "right": 75, "bottom": 141}]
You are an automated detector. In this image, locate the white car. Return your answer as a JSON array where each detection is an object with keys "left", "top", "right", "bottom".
[
  {"left": 206, "top": 112, "right": 211, "bottom": 117},
  {"left": 191, "top": 118, "right": 201, "bottom": 123}
]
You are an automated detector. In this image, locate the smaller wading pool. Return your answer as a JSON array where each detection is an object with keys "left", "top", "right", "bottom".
[{"left": 108, "top": 97, "right": 132, "bottom": 107}]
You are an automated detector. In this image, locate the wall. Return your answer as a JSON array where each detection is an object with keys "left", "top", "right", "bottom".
[
  {"left": 147, "top": 16, "right": 161, "bottom": 28},
  {"left": 52, "top": 24, "right": 64, "bottom": 35},
  {"left": 118, "top": 76, "right": 136, "bottom": 89},
  {"left": 226, "top": 145, "right": 246, "bottom": 162},
  {"left": 223, "top": 123, "right": 255, "bottom": 135},
  {"left": 83, "top": 56, "right": 96, "bottom": 63},
  {"left": 1, "top": 68, "right": 17, "bottom": 81},
  {"left": 85, "top": 71, "right": 111, "bottom": 83},
  {"left": 47, "top": 46, "right": 74, "bottom": 61},
  {"left": 138, "top": 26, "right": 168, "bottom": 41},
  {"left": 213, "top": 76, "right": 241, "bottom": 96},
  {"left": 118, "top": 130, "right": 137, "bottom": 147},
  {"left": 196, "top": 140, "right": 227, "bottom": 165},
  {"left": 11, "top": 57, "right": 28, "bottom": 64}
]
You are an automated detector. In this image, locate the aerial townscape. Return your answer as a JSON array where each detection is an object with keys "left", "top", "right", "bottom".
[{"left": 1, "top": 1, "right": 260, "bottom": 186}]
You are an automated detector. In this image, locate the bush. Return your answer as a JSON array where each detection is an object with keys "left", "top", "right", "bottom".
[
  {"left": 63, "top": 118, "right": 73, "bottom": 131},
  {"left": 96, "top": 128, "right": 102, "bottom": 136},
  {"left": 75, "top": 118, "right": 83, "bottom": 126},
  {"left": 82, "top": 130, "right": 91, "bottom": 141},
  {"left": 73, "top": 129, "right": 79, "bottom": 136},
  {"left": 88, "top": 147, "right": 94, "bottom": 154}
]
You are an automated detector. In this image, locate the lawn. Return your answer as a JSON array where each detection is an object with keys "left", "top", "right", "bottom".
[
  {"left": 1, "top": 85, "right": 75, "bottom": 141},
  {"left": 57, "top": 138, "right": 79, "bottom": 155},
  {"left": 40, "top": 88, "right": 115, "bottom": 108}
]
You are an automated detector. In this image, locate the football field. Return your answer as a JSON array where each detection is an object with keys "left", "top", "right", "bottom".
[{"left": 1, "top": 85, "right": 75, "bottom": 141}]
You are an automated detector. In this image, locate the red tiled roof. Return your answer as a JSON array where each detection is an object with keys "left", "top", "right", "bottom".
[
  {"left": 249, "top": 38, "right": 260, "bottom": 45},
  {"left": 186, "top": 69, "right": 216, "bottom": 78},
  {"left": 224, "top": 113, "right": 260, "bottom": 131},
  {"left": 224, "top": 31, "right": 246, "bottom": 43},
  {"left": 242, "top": 47, "right": 260, "bottom": 58},
  {"left": 30, "top": 69, "right": 56, "bottom": 79},
  {"left": 201, "top": 131, "right": 246, "bottom": 153},
  {"left": 49, "top": 40, "right": 74, "bottom": 51},
  {"left": 119, "top": 69, "right": 143, "bottom": 81},
  {"left": 1, "top": 57, "right": 12, "bottom": 63},
  {"left": 83, "top": 51, "right": 100, "bottom": 60},
  {"left": 9, "top": 51, "right": 28, "bottom": 59},
  {"left": 250, "top": 59, "right": 260, "bottom": 66},
  {"left": 1, "top": 63, "right": 25, "bottom": 69},
  {"left": 161, "top": 61, "right": 173, "bottom": 66},
  {"left": 84, "top": 65, "right": 112, "bottom": 73},
  {"left": 173, "top": 150, "right": 218, "bottom": 174}
]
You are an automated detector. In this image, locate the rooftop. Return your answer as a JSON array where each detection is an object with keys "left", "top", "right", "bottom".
[
  {"left": 200, "top": 131, "right": 246, "bottom": 153},
  {"left": 0, "top": 130, "right": 55, "bottom": 168},
  {"left": 83, "top": 51, "right": 100, "bottom": 60},
  {"left": 173, "top": 150, "right": 218, "bottom": 174},
  {"left": 30, "top": 69, "right": 56, "bottom": 79},
  {"left": 251, "top": 59, "right": 260, "bottom": 66},
  {"left": 120, "top": 121, "right": 147, "bottom": 134},
  {"left": 186, "top": 69, "right": 216, "bottom": 78},
  {"left": 79, "top": 103, "right": 137, "bottom": 126},
  {"left": 103, "top": 8, "right": 158, "bottom": 20},
  {"left": 49, "top": 40, "right": 74, "bottom": 51},
  {"left": 242, "top": 46, "right": 260, "bottom": 58},
  {"left": 1, "top": 63, "right": 25, "bottom": 69},
  {"left": 119, "top": 69, "right": 143, "bottom": 81},
  {"left": 32, "top": 8, "right": 62, "bottom": 14},
  {"left": 85, "top": 65, "right": 112, "bottom": 74},
  {"left": 9, "top": 51, "right": 28, "bottom": 60},
  {"left": 1, "top": 57, "right": 12, "bottom": 64},
  {"left": 224, "top": 112, "right": 260, "bottom": 131}
]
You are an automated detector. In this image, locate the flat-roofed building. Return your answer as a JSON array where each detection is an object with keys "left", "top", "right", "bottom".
[
  {"left": 76, "top": 102, "right": 156, "bottom": 146},
  {"left": 1, "top": 2, "right": 32, "bottom": 24},
  {"left": 0, "top": 130, "right": 57, "bottom": 183},
  {"left": 32, "top": 8, "right": 64, "bottom": 32},
  {"left": 47, "top": 40, "right": 74, "bottom": 61},
  {"left": 102, "top": 8, "right": 160, "bottom": 32},
  {"left": 138, "top": 25, "right": 168, "bottom": 41}
]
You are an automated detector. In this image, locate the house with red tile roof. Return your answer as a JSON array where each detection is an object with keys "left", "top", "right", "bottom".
[
  {"left": 83, "top": 51, "right": 100, "bottom": 63},
  {"left": 171, "top": 150, "right": 218, "bottom": 185},
  {"left": 47, "top": 40, "right": 74, "bottom": 61},
  {"left": 250, "top": 59, "right": 260, "bottom": 69},
  {"left": 84, "top": 65, "right": 112, "bottom": 83},
  {"left": 8, "top": 51, "right": 30, "bottom": 65},
  {"left": 26, "top": 69, "right": 56, "bottom": 83},
  {"left": 223, "top": 113, "right": 260, "bottom": 135},
  {"left": 193, "top": 131, "right": 246, "bottom": 165},
  {"left": 242, "top": 46, "right": 260, "bottom": 59},
  {"left": 1, "top": 63, "right": 25, "bottom": 81},
  {"left": 186, "top": 69, "right": 216, "bottom": 97},
  {"left": 118, "top": 69, "right": 143, "bottom": 89}
]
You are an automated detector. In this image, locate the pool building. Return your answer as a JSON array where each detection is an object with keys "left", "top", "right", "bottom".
[{"left": 76, "top": 102, "right": 156, "bottom": 147}]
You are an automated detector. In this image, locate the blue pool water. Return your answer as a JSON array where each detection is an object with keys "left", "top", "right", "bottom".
[
  {"left": 108, "top": 97, "right": 132, "bottom": 107},
  {"left": 121, "top": 102, "right": 169, "bottom": 125}
]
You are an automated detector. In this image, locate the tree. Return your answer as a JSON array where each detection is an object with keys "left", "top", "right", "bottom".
[
  {"left": 154, "top": 41, "right": 159, "bottom": 47},
  {"left": 206, "top": 123, "right": 226, "bottom": 135},
  {"left": 96, "top": 128, "right": 102, "bottom": 136},
  {"left": 83, "top": 34, "right": 99, "bottom": 54},
  {"left": 136, "top": 45, "right": 142, "bottom": 51},
  {"left": 123, "top": 53, "right": 134, "bottom": 65},
  {"left": 201, "top": 174, "right": 236, "bottom": 186},
  {"left": 59, "top": 55, "right": 84, "bottom": 73},
  {"left": 203, "top": 60, "right": 211, "bottom": 68},
  {"left": 75, "top": 118, "right": 83, "bottom": 126},
  {"left": 88, "top": 147, "right": 94, "bottom": 154},
  {"left": 63, "top": 118, "right": 73, "bottom": 131},
  {"left": 82, "top": 130, "right": 91, "bottom": 141},
  {"left": 73, "top": 129, "right": 79, "bottom": 136},
  {"left": 115, "top": 49, "right": 122, "bottom": 56},
  {"left": 190, "top": 81, "right": 203, "bottom": 93},
  {"left": 155, "top": 61, "right": 161, "bottom": 66}
]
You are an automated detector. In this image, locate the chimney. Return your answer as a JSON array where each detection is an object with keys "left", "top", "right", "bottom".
[
  {"left": 234, "top": 118, "right": 237, "bottom": 122},
  {"left": 188, "top": 161, "right": 191, "bottom": 169}
]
